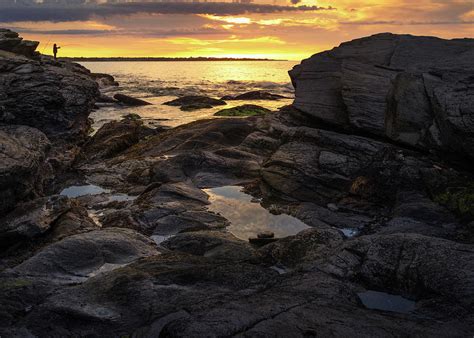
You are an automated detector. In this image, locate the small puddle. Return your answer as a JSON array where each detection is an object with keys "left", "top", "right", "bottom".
[
  {"left": 270, "top": 264, "right": 289, "bottom": 275},
  {"left": 358, "top": 290, "right": 416, "bottom": 314},
  {"left": 340, "top": 228, "right": 359, "bottom": 238},
  {"left": 204, "top": 186, "right": 309, "bottom": 240},
  {"left": 60, "top": 184, "right": 110, "bottom": 198},
  {"left": 104, "top": 193, "right": 137, "bottom": 203},
  {"left": 151, "top": 234, "right": 174, "bottom": 245}
]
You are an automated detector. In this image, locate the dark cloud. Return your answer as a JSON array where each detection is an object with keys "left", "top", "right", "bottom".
[
  {"left": 341, "top": 20, "right": 474, "bottom": 26},
  {"left": 0, "top": 2, "right": 331, "bottom": 23},
  {"left": 14, "top": 27, "right": 226, "bottom": 37}
]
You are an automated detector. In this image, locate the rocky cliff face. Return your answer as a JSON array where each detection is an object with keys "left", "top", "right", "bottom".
[
  {"left": 0, "top": 30, "right": 100, "bottom": 143},
  {"left": 0, "top": 29, "right": 39, "bottom": 58},
  {"left": 289, "top": 33, "right": 474, "bottom": 161},
  {"left": 0, "top": 30, "right": 100, "bottom": 214}
]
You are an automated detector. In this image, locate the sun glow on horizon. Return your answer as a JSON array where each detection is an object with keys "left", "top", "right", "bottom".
[{"left": 5, "top": 0, "right": 473, "bottom": 60}]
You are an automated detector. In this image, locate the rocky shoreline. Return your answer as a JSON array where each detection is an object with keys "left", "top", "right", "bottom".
[{"left": 1, "top": 30, "right": 473, "bottom": 336}]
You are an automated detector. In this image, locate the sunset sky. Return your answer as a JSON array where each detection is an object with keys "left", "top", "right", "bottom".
[{"left": 1, "top": 0, "right": 473, "bottom": 60}]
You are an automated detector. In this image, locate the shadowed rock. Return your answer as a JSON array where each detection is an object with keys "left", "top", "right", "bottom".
[
  {"left": 90, "top": 73, "right": 119, "bottom": 88},
  {"left": 13, "top": 227, "right": 158, "bottom": 283},
  {"left": 290, "top": 33, "right": 474, "bottom": 160},
  {"left": 0, "top": 29, "right": 39, "bottom": 58},
  {"left": 114, "top": 94, "right": 152, "bottom": 106},
  {"left": 0, "top": 125, "right": 51, "bottom": 214},
  {"left": 0, "top": 32, "right": 100, "bottom": 142},
  {"left": 163, "top": 95, "right": 226, "bottom": 110},
  {"left": 222, "top": 91, "right": 287, "bottom": 101},
  {"left": 81, "top": 117, "right": 160, "bottom": 162},
  {"left": 0, "top": 195, "right": 71, "bottom": 249}
]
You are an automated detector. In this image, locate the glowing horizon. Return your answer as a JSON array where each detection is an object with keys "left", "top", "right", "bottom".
[{"left": 2, "top": 0, "right": 473, "bottom": 60}]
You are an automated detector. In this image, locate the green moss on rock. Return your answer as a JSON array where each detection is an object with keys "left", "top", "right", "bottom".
[
  {"left": 434, "top": 183, "right": 474, "bottom": 219},
  {"left": 214, "top": 104, "right": 271, "bottom": 117},
  {"left": 0, "top": 278, "right": 32, "bottom": 290},
  {"left": 181, "top": 103, "right": 214, "bottom": 111}
]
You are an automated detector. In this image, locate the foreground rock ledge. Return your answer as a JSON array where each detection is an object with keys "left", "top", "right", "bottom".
[{"left": 290, "top": 33, "right": 474, "bottom": 161}]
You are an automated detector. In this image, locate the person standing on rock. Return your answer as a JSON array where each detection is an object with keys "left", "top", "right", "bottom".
[{"left": 53, "top": 43, "right": 61, "bottom": 60}]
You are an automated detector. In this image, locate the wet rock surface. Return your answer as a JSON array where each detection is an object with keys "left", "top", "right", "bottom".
[{"left": 1, "top": 32, "right": 474, "bottom": 336}]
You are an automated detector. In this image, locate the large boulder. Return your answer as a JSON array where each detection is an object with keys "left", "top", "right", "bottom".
[
  {"left": 0, "top": 195, "right": 71, "bottom": 249},
  {"left": 80, "top": 117, "right": 159, "bottom": 162},
  {"left": 222, "top": 91, "right": 287, "bottom": 101},
  {"left": 289, "top": 33, "right": 474, "bottom": 160},
  {"left": 163, "top": 95, "right": 226, "bottom": 111},
  {"left": 90, "top": 73, "right": 119, "bottom": 88},
  {"left": 0, "top": 30, "right": 100, "bottom": 142},
  {"left": 113, "top": 94, "right": 152, "bottom": 106},
  {"left": 0, "top": 29, "right": 39, "bottom": 58},
  {"left": 12, "top": 228, "right": 159, "bottom": 283},
  {"left": 0, "top": 125, "right": 51, "bottom": 214}
]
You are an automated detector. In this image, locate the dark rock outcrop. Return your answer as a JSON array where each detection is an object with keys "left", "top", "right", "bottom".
[
  {"left": 0, "top": 31, "right": 100, "bottom": 211},
  {"left": 214, "top": 104, "right": 271, "bottom": 116},
  {"left": 0, "top": 125, "right": 51, "bottom": 214},
  {"left": 0, "top": 49, "right": 100, "bottom": 142},
  {"left": 290, "top": 33, "right": 474, "bottom": 160},
  {"left": 90, "top": 73, "right": 119, "bottom": 88},
  {"left": 222, "top": 91, "right": 287, "bottom": 100},
  {"left": 12, "top": 227, "right": 158, "bottom": 283},
  {"left": 0, "top": 29, "right": 39, "bottom": 58},
  {"left": 113, "top": 93, "right": 152, "bottom": 106},
  {"left": 0, "top": 195, "right": 71, "bottom": 249},
  {"left": 163, "top": 95, "right": 226, "bottom": 111},
  {"left": 81, "top": 117, "right": 159, "bottom": 162}
]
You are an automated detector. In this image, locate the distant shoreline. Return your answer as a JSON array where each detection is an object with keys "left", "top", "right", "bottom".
[{"left": 62, "top": 57, "right": 286, "bottom": 62}]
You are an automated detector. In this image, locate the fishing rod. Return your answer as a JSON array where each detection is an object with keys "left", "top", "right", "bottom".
[{"left": 41, "top": 36, "right": 52, "bottom": 54}]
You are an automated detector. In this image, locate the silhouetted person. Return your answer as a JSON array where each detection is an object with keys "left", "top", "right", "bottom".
[{"left": 53, "top": 44, "right": 61, "bottom": 60}]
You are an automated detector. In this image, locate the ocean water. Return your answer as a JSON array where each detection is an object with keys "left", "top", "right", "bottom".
[{"left": 81, "top": 60, "right": 298, "bottom": 129}]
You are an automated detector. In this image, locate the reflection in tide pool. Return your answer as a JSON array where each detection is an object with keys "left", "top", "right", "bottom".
[
  {"left": 204, "top": 186, "right": 309, "bottom": 240},
  {"left": 358, "top": 290, "right": 416, "bottom": 314},
  {"left": 60, "top": 184, "right": 110, "bottom": 198},
  {"left": 340, "top": 228, "right": 359, "bottom": 238},
  {"left": 151, "top": 235, "right": 173, "bottom": 245}
]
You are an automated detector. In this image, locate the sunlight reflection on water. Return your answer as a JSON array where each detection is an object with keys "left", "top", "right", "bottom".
[
  {"left": 82, "top": 61, "right": 297, "bottom": 129},
  {"left": 204, "top": 185, "right": 309, "bottom": 240}
]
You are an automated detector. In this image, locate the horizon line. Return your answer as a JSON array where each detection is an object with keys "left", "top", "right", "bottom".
[{"left": 59, "top": 56, "right": 291, "bottom": 61}]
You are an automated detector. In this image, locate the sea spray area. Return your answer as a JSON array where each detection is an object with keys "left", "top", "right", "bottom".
[{"left": 1, "top": 30, "right": 473, "bottom": 336}]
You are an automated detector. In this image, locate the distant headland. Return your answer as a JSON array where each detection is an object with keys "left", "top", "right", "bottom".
[{"left": 62, "top": 57, "right": 285, "bottom": 62}]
